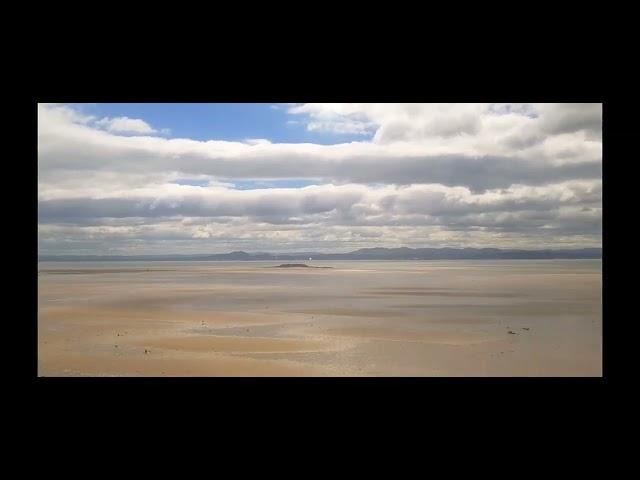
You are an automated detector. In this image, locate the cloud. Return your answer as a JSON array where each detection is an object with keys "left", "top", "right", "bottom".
[
  {"left": 535, "top": 103, "right": 602, "bottom": 137},
  {"left": 38, "top": 181, "right": 601, "bottom": 240},
  {"left": 287, "top": 103, "right": 378, "bottom": 135},
  {"left": 244, "top": 138, "right": 272, "bottom": 145},
  {"left": 94, "top": 116, "right": 166, "bottom": 135},
  {"left": 287, "top": 103, "right": 603, "bottom": 145},
  {"left": 38, "top": 103, "right": 601, "bottom": 192},
  {"left": 37, "top": 103, "right": 602, "bottom": 254}
]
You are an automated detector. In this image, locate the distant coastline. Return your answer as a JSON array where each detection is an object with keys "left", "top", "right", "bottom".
[{"left": 39, "top": 247, "right": 602, "bottom": 262}]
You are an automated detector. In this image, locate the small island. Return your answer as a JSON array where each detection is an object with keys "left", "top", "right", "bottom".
[{"left": 269, "top": 263, "right": 333, "bottom": 269}]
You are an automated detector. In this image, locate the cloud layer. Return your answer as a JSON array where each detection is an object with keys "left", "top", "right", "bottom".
[{"left": 37, "top": 103, "right": 602, "bottom": 254}]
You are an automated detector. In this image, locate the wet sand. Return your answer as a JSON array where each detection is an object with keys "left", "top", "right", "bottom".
[{"left": 37, "top": 260, "right": 602, "bottom": 377}]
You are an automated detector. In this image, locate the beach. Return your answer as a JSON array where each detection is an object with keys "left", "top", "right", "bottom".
[{"left": 37, "top": 260, "right": 602, "bottom": 377}]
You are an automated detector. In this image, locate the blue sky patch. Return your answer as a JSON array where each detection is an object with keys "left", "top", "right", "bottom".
[{"left": 73, "top": 103, "right": 373, "bottom": 144}]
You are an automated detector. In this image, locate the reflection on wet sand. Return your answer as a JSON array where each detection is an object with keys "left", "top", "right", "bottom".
[{"left": 38, "top": 260, "right": 602, "bottom": 377}]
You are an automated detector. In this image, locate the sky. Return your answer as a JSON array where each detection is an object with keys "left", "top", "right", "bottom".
[{"left": 37, "top": 103, "right": 602, "bottom": 255}]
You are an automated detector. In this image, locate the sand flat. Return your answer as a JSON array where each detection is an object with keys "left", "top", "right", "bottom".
[
  {"left": 38, "top": 350, "right": 332, "bottom": 377},
  {"left": 323, "top": 326, "right": 502, "bottom": 346},
  {"left": 38, "top": 260, "right": 602, "bottom": 376},
  {"left": 131, "top": 334, "right": 331, "bottom": 354}
]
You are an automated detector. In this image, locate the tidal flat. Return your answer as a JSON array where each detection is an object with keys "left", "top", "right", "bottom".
[{"left": 37, "top": 260, "right": 602, "bottom": 377}]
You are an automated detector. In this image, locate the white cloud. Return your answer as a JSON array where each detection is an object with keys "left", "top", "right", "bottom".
[
  {"left": 38, "top": 181, "right": 601, "bottom": 244},
  {"left": 94, "top": 116, "right": 161, "bottom": 135},
  {"left": 37, "top": 104, "right": 601, "bottom": 192},
  {"left": 287, "top": 103, "right": 378, "bottom": 135},
  {"left": 37, "top": 103, "right": 602, "bottom": 254},
  {"left": 286, "top": 103, "right": 602, "bottom": 146},
  {"left": 244, "top": 138, "right": 272, "bottom": 145}
]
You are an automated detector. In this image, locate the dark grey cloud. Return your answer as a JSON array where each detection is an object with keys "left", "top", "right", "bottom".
[
  {"left": 332, "top": 155, "right": 601, "bottom": 192},
  {"left": 537, "top": 103, "right": 602, "bottom": 136}
]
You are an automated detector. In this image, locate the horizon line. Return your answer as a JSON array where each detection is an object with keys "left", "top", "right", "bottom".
[{"left": 39, "top": 246, "right": 603, "bottom": 258}]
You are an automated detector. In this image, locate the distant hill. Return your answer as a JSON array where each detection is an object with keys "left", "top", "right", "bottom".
[{"left": 39, "top": 247, "right": 602, "bottom": 261}]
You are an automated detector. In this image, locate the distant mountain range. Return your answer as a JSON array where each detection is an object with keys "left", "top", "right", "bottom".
[{"left": 39, "top": 247, "right": 602, "bottom": 261}]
